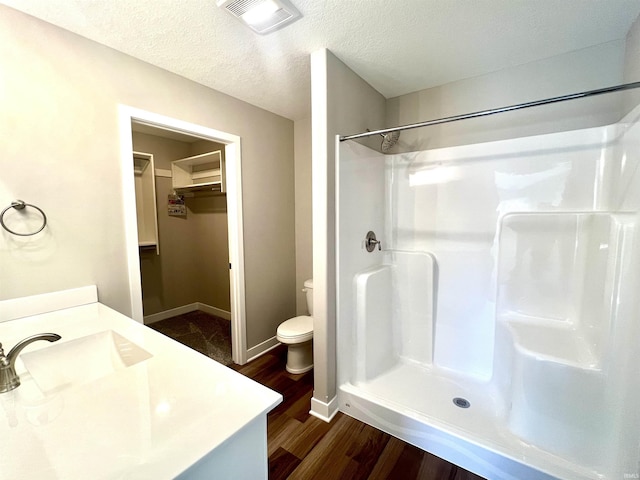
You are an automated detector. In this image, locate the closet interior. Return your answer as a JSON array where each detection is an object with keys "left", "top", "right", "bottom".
[{"left": 130, "top": 122, "right": 231, "bottom": 328}]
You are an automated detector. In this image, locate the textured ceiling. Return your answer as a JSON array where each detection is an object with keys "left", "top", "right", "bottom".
[{"left": 3, "top": 0, "right": 640, "bottom": 120}]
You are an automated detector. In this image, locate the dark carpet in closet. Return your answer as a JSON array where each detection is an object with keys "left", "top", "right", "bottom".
[{"left": 147, "top": 310, "right": 233, "bottom": 366}]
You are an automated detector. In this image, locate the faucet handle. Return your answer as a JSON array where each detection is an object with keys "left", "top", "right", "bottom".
[{"left": 0, "top": 343, "right": 8, "bottom": 365}]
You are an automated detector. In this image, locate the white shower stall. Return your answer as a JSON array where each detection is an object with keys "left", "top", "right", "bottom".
[{"left": 336, "top": 99, "right": 640, "bottom": 479}]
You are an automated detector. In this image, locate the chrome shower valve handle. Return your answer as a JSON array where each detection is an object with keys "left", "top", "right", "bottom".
[{"left": 365, "top": 231, "right": 381, "bottom": 252}]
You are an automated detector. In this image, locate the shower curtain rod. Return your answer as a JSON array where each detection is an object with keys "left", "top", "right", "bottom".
[{"left": 339, "top": 80, "right": 640, "bottom": 142}]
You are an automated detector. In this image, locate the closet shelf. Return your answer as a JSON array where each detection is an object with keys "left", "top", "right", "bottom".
[
  {"left": 171, "top": 151, "right": 225, "bottom": 193},
  {"left": 133, "top": 156, "right": 150, "bottom": 175},
  {"left": 133, "top": 151, "right": 159, "bottom": 255}
]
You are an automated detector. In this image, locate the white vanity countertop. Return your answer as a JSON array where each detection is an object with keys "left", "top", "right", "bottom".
[{"left": 0, "top": 302, "right": 282, "bottom": 479}]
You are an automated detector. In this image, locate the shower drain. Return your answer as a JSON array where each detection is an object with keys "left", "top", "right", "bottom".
[{"left": 453, "top": 397, "right": 470, "bottom": 408}]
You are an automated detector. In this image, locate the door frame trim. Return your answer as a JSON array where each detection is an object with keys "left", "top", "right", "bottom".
[{"left": 118, "top": 105, "right": 247, "bottom": 364}]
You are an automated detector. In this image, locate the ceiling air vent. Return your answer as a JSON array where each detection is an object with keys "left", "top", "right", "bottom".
[{"left": 217, "top": 0, "right": 301, "bottom": 35}]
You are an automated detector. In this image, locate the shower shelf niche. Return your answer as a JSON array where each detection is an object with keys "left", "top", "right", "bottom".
[{"left": 171, "top": 150, "right": 225, "bottom": 193}]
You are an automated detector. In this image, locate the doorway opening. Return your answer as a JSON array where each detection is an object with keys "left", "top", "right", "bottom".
[{"left": 119, "top": 106, "right": 247, "bottom": 364}]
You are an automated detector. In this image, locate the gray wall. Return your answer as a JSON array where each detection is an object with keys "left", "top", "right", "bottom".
[
  {"left": 0, "top": 5, "right": 295, "bottom": 351},
  {"left": 294, "top": 116, "right": 313, "bottom": 315},
  {"left": 386, "top": 40, "right": 626, "bottom": 152},
  {"left": 624, "top": 14, "right": 640, "bottom": 113},
  {"left": 311, "top": 49, "right": 386, "bottom": 410}
]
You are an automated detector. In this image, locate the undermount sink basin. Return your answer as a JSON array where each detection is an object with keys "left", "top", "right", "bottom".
[{"left": 21, "top": 330, "right": 152, "bottom": 392}]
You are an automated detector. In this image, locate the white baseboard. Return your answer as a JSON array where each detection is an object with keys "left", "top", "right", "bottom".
[
  {"left": 197, "top": 302, "right": 231, "bottom": 321},
  {"left": 246, "top": 336, "right": 281, "bottom": 363},
  {"left": 144, "top": 303, "right": 198, "bottom": 324},
  {"left": 310, "top": 396, "right": 339, "bottom": 423},
  {"left": 143, "top": 303, "right": 231, "bottom": 325}
]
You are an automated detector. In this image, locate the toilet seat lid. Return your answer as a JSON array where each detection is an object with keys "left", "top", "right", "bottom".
[{"left": 278, "top": 315, "right": 313, "bottom": 340}]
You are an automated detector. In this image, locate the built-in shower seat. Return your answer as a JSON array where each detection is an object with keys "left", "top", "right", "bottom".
[
  {"left": 495, "top": 211, "right": 636, "bottom": 469},
  {"left": 503, "top": 318, "right": 600, "bottom": 369}
]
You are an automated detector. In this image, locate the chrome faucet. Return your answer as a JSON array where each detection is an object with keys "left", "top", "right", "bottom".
[{"left": 0, "top": 333, "right": 61, "bottom": 393}]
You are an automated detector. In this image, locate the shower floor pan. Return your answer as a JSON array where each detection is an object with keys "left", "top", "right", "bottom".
[{"left": 339, "top": 360, "right": 604, "bottom": 480}]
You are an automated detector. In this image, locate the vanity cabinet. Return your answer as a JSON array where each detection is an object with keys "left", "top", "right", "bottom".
[
  {"left": 0, "top": 287, "right": 282, "bottom": 479},
  {"left": 171, "top": 150, "right": 225, "bottom": 193}
]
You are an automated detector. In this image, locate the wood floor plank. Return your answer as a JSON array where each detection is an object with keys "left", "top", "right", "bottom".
[
  {"left": 270, "top": 382, "right": 313, "bottom": 418},
  {"left": 269, "top": 447, "right": 301, "bottom": 480},
  {"left": 268, "top": 414, "right": 302, "bottom": 457},
  {"left": 387, "top": 443, "right": 427, "bottom": 479},
  {"left": 231, "top": 350, "right": 279, "bottom": 377},
  {"left": 366, "top": 436, "right": 407, "bottom": 480},
  {"left": 229, "top": 345, "right": 488, "bottom": 480},
  {"left": 289, "top": 451, "right": 352, "bottom": 480},
  {"left": 416, "top": 450, "right": 457, "bottom": 479},
  {"left": 345, "top": 423, "right": 391, "bottom": 479},
  {"left": 279, "top": 415, "right": 334, "bottom": 460},
  {"left": 284, "top": 388, "right": 314, "bottom": 423},
  {"left": 453, "top": 466, "right": 488, "bottom": 480},
  {"left": 286, "top": 414, "right": 365, "bottom": 479},
  {"left": 341, "top": 458, "right": 363, "bottom": 479},
  {"left": 255, "top": 366, "right": 298, "bottom": 392}
]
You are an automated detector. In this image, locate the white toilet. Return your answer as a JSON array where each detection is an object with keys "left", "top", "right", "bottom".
[{"left": 277, "top": 279, "right": 313, "bottom": 374}]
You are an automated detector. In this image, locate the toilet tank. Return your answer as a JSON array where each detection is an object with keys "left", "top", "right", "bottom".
[{"left": 303, "top": 279, "right": 313, "bottom": 315}]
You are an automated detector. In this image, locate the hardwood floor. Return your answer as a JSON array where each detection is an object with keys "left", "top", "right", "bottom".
[{"left": 232, "top": 346, "right": 487, "bottom": 480}]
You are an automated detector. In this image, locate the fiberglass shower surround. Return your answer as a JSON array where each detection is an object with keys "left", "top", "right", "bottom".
[{"left": 336, "top": 90, "right": 640, "bottom": 480}]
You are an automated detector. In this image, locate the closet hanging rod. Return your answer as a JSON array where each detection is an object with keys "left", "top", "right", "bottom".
[{"left": 339, "top": 80, "right": 640, "bottom": 142}]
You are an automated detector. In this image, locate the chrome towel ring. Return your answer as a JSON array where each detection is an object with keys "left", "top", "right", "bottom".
[{"left": 0, "top": 200, "right": 47, "bottom": 236}]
